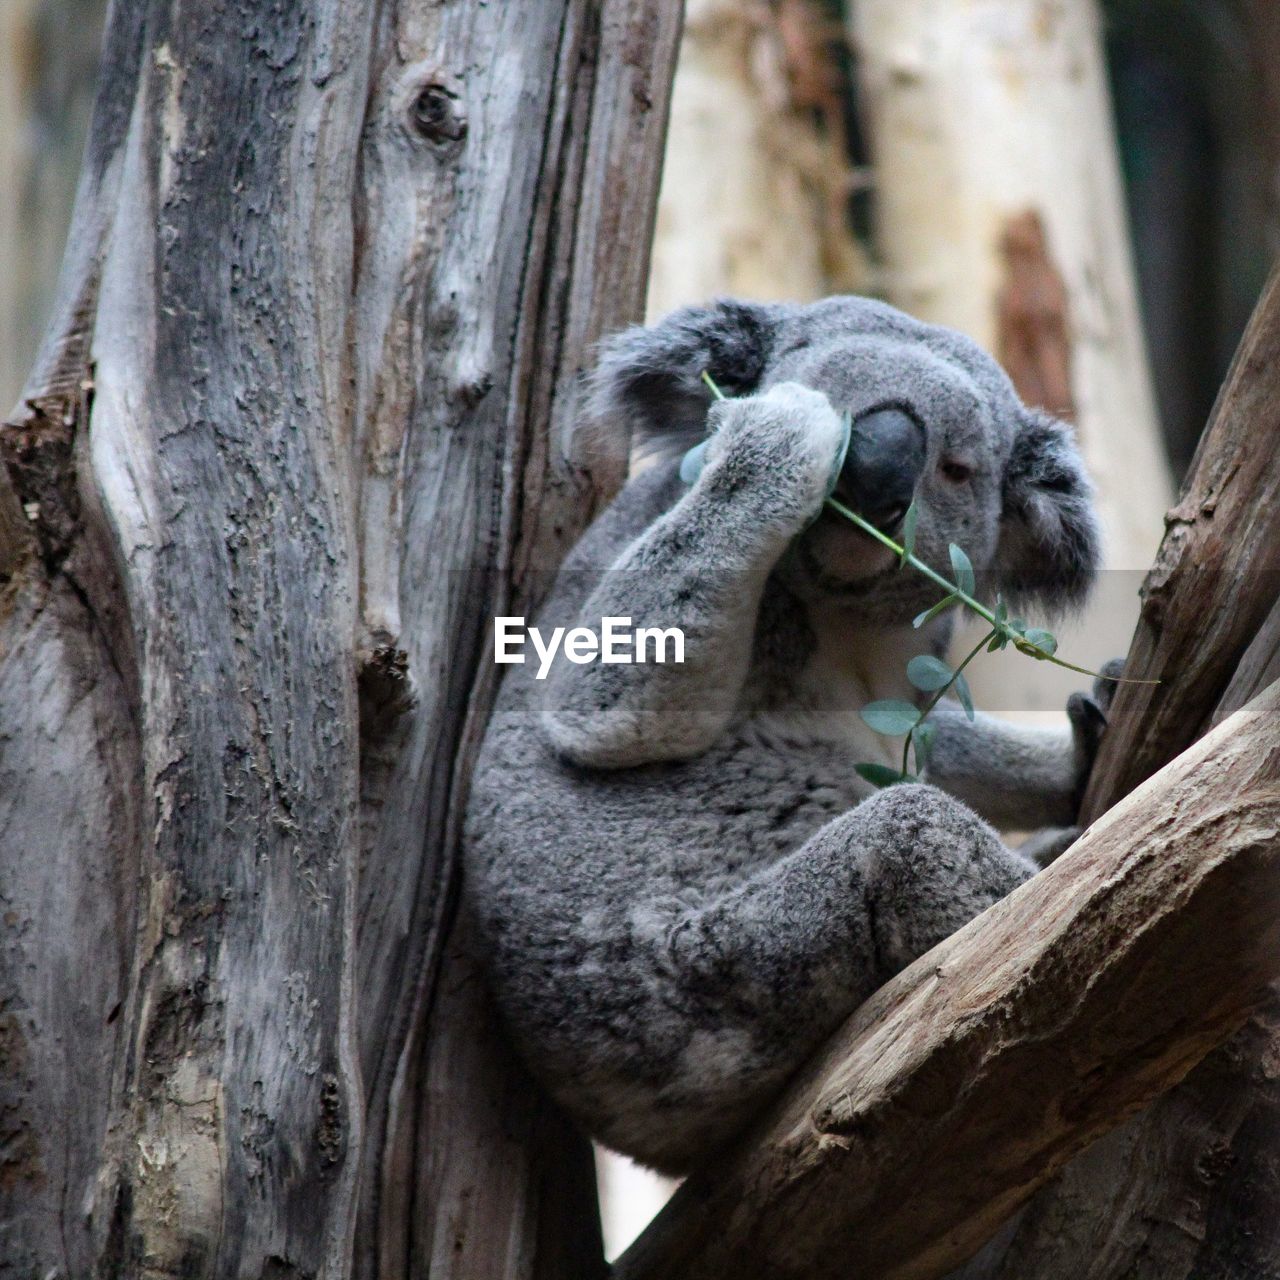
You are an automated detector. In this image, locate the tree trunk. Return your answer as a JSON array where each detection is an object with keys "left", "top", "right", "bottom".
[
  {"left": 0, "top": 1, "right": 681, "bottom": 1275},
  {"left": 646, "top": 0, "right": 868, "bottom": 319},
  {"left": 948, "top": 267, "right": 1280, "bottom": 1280},
  {"left": 1079, "top": 265, "right": 1280, "bottom": 815},
  {"left": 849, "top": 0, "right": 1173, "bottom": 721}
]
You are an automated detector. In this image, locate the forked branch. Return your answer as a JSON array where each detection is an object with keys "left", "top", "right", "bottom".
[{"left": 615, "top": 683, "right": 1280, "bottom": 1280}]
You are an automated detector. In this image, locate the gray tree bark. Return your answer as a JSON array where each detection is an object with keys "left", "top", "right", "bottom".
[{"left": 0, "top": 2, "right": 681, "bottom": 1275}]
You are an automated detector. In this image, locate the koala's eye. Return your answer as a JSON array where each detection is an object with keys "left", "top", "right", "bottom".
[{"left": 940, "top": 460, "right": 973, "bottom": 483}]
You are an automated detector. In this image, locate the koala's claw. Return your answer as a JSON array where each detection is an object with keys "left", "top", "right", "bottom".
[
  {"left": 1093, "top": 657, "right": 1126, "bottom": 716},
  {"left": 1067, "top": 657, "right": 1125, "bottom": 814},
  {"left": 1068, "top": 688, "right": 1107, "bottom": 805}
]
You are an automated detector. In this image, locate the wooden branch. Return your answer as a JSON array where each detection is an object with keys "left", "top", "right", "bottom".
[
  {"left": 1079, "top": 265, "right": 1280, "bottom": 822},
  {"left": 1213, "top": 594, "right": 1280, "bottom": 727},
  {"left": 348, "top": 4, "right": 682, "bottom": 1276},
  {"left": 616, "top": 684, "right": 1280, "bottom": 1280},
  {"left": 944, "top": 266, "right": 1280, "bottom": 1279}
]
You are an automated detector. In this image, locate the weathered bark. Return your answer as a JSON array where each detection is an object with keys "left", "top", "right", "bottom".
[
  {"left": 1078, "top": 264, "right": 1280, "bottom": 818},
  {"left": 949, "top": 266, "right": 1280, "bottom": 1280},
  {"left": 347, "top": 7, "right": 681, "bottom": 1276},
  {"left": 615, "top": 684, "right": 1280, "bottom": 1280},
  {"left": 0, "top": 1, "right": 681, "bottom": 1274},
  {"left": 950, "top": 991, "right": 1280, "bottom": 1280},
  {"left": 1215, "top": 594, "right": 1280, "bottom": 726}
]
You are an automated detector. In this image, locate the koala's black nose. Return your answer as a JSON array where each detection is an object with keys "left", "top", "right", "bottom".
[{"left": 835, "top": 406, "right": 926, "bottom": 530}]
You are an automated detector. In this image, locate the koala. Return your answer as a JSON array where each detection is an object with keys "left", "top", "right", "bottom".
[{"left": 464, "top": 295, "right": 1110, "bottom": 1175}]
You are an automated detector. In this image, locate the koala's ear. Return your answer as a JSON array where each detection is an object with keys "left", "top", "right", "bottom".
[
  {"left": 586, "top": 299, "right": 783, "bottom": 465},
  {"left": 993, "top": 409, "right": 1101, "bottom": 614}
]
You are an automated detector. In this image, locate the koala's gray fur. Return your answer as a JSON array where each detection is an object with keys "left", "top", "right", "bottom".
[{"left": 464, "top": 295, "right": 1107, "bottom": 1174}]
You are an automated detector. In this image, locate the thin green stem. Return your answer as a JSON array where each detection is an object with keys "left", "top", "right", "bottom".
[
  {"left": 1017, "top": 651, "right": 1114, "bottom": 679},
  {"left": 825, "top": 495, "right": 1156, "bottom": 683},
  {"left": 903, "top": 627, "right": 996, "bottom": 777},
  {"left": 824, "top": 496, "right": 999, "bottom": 626}
]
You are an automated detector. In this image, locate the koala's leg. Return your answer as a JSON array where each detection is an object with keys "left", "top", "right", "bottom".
[
  {"left": 541, "top": 384, "right": 846, "bottom": 768},
  {"left": 637, "top": 785, "right": 1034, "bottom": 1167},
  {"left": 671, "top": 783, "right": 1033, "bottom": 1003}
]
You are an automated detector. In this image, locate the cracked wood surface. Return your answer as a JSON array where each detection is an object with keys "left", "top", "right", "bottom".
[
  {"left": 1079, "top": 266, "right": 1280, "bottom": 821},
  {"left": 0, "top": 1, "right": 681, "bottom": 1274}
]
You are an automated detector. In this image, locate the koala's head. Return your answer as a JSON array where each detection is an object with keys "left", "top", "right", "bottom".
[{"left": 589, "top": 295, "right": 1100, "bottom": 620}]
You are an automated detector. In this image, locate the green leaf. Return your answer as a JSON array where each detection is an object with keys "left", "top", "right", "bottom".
[
  {"left": 986, "top": 632, "right": 1005, "bottom": 653},
  {"left": 1008, "top": 616, "right": 1027, "bottom": 635},
  {"left": 913, "top": 593, "right": 958, "bottom": 629},
  {"left": 679, "top": 439, "right": 710, "bottom": 485},
  {"left": 1020, "top": 627, "right": 1058, "bottom": 657},
  {"left": 995, "top": 599, "right": 1008, "bottom": 626},
  {"left": 906, "top": 654, "right": 953, "bottom": 691},
  {"left": 953, "top": 670, "right": 975, "bottom": 721},
  {"left": 855, "top": 762, "right": 914, "bottom": 789},
  {"left": 912, "top": 721, "right": 937, "bottom": 770},
  {"left": 949, "top": 543, "right": 976, "bottom": 596},
  {"left": 899, "top": 501, "right": 919, "bottom": 566},
  {"left": 860, "top": 699, "right": 922, "bottom": 736}
]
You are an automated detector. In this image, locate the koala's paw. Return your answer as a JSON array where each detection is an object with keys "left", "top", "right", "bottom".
[
  {"left": 1066, "top": 657, "right": 1125, "bottom": 806},
  {"left": 1091, "top": 656, "right": 1126, "bottom": 716},
  {"left": 704, "top": 382, "right": 846, "bottom": 516}
]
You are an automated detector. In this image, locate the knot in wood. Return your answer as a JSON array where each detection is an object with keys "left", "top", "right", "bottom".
[
  {"left": 358, "top": 642, "right": 417, "bottom": 737},
  {"left": 410, "top": 83, "right": 466, "bottom": 145}
]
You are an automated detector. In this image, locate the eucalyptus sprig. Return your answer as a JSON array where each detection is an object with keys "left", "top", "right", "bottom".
[{"left": 698, "top": 369, "right": 1157, "bottom": 787}]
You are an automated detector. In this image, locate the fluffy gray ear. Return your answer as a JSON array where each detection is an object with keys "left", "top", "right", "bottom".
[
  {"left": 586, "top": 299, "right": 784, "bottom": 465},
  {"left": 994, "top": 409, "right": 1101, "bottom": 614}
]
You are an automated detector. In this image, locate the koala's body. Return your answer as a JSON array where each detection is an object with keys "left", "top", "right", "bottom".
[{"left": 464, "top": 296, "right": 1105, "bottom": 1174}]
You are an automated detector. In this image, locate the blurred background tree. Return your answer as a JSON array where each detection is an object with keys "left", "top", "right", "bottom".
[
  {"left": 7, "top": 0, "right": 1272, "bottom": 478},
  {"left": 3, "top": 0, "right": 1274, "bottom": 1263},
  {"left": 1106, "top": 0, "right": 1278, "bottom": 475},
  {"left": 0, "top": 0, "right": 105, "bottom": 410}
]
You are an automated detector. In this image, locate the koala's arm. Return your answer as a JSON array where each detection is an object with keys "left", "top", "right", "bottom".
[
  {"left": 923, "top": 692, "right": 1106, "bottom": 830},
  {"left": 542, "top": 384, "right": 844, "bottom": 768}
]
